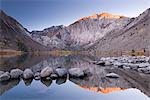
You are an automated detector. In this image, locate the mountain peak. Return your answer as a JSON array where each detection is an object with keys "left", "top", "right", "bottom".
[
  {"left": 78, "top": 12, "right": 127, "bottom": 21},
  {"left": 99, "top": 12, "right": 112, "bottom": 16},
  {"left": 98, "top": 12, "right": 126, "bottom": 18}
]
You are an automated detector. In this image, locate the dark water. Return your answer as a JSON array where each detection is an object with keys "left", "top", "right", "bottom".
[{"left": 0, "top": 54, "right": 150, "bottom": 100}]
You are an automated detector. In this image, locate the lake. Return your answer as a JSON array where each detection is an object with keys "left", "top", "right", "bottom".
[{"left": 0, "top": 54, "right": 150, "bottom": 100}]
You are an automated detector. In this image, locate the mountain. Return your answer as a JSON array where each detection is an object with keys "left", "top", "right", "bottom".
[
  {"left": 31, "top": 12, "right": 130, "bottom": 50},
  {"left": 92, "top": 8, "right": 150, "bottom": 51},
  {"left": 31, "top": 25, "right": 71, "bottom": 50},
  {"left": 1, "top": 8, "right": 150, "bottom": 51},
  {"left": 0, "top": 10, "right": 49, "bottom": 52}
]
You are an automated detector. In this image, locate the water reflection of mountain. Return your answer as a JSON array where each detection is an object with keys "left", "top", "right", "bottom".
[
  {"left": 0, "top": 55, "right": 150, "bottom": 97},
  {"left": 31, "top": 55, "right": 97, "bottom": 73},
  {"left": 69, "top": 68, "right": 150, "bottom": 97},
  {"left": 0, "top": 54, "right": 97, "bottom": 71},
  {"left": 0, "top": 54, "right": 50, "bottom": 71}
]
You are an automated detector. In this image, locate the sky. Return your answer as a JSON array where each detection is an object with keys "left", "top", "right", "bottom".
[{"left": 1, "top": 0, "right": 150, "bottom": 31}]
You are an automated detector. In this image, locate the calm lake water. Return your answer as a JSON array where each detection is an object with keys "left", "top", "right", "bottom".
[{"left": 0, "top": 54, "right": 150, "bottom": 100}]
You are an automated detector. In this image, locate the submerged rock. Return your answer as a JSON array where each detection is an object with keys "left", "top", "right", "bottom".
[
  {"left": 0, "top": 72, "right": 10, "bottom": 82},
  {"left": 56, "top": 68, "right": 67, "bottom": 77},
  {"left": 68, "top": 68, "right": 84, "bottom": 77},
  {"left": 106, "top": 73, "right": 120, "bottom": 78},
  {"left": 40, "top": 67, "right": 53, "bottom": 78},
  {"left": 23, "top": 69, "right": 34, "bottom": 79},
  {"left": 10, "top": 69, "right": 23, "bottom": 79}
]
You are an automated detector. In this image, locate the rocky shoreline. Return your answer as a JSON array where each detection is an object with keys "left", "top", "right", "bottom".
[
  {"left": 93, "top": 56, "right": 150, "bottom": 74},
  {"left": 0, "top": 67, "right": 91, "bottom": 82},
  {"left": 0, "top": 56, "right": 150, "bottom": 82}
]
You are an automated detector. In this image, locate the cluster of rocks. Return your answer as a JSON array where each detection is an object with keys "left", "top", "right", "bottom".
[
  {"left": 93, "top": 56, "right": 150, "bottom": 74},
  {"left": 0, "top": 67, "right": 91, "bottom": 82}
]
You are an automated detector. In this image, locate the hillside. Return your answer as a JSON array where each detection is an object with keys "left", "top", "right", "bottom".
[
  {"left": 92, "top": 8, "right": 150, "bottom": 51},
  {"left": 0, "top": 10, "right": 49, "bottom": 52}
]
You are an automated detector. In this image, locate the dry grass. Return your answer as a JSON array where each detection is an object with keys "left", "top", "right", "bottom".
[
  {"left": 0, "top": 49, "right": 149, "bottom": 58},
  {"left": 31, "top": 50, "right": 85, "bottom": 56},
  {"left": 93, "top": 50, "right": 150, "bottom": 57},
  {"left": 0, "top": 49, "right": 23, "bottom": 57}
]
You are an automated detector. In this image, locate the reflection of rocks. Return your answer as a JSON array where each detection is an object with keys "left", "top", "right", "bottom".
[
  {"left": 41, "top": 79, "right": 52, "bottom": 87},
  {"left": 0, "top": 79, "right": 20, "bottom": 95},
  {"left": 0, "top": 65, "right": 149, "bottom": 97},
  {"left": 56, "top": 78, "right": 67, "bottom": 85},
  {"left": 69, "top": 77, "right": 88, "bottom": 85},
  {"left": 69, "top": 65, "right": 150, "bottom": 97},
  {"left": 23, "top": 79, "right": 33, "bottom": 86},
  {"left": 0, "top": 54, "right": 150, "bottom": 98},
  {"left": 106, "top": 68, "right": 150, "bottom": 97},
  {"left": 70, "top": 67, "right": 130, "bottom": 89}
]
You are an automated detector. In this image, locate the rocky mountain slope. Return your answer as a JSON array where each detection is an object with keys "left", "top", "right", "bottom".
[
  {"left": 1, "top": 8, "right": 149, "bottom": 51},
  {"left": 92, "top": 8, "right": 150, "bottom": 51},
  {"left": 31, "top": 25, "right": 71, "bottom": 50},
  {"left": 31, "top": 8, "right": 150, "bottom": 51},
  {"left": 0, "top": 10, "right": 49, "bottom": 52},
  {"left": 31, "top": 13, "right": 130, "bottom": 50}
]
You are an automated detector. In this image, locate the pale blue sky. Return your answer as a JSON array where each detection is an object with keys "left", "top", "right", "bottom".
[{"left": 1, "top": 0, "right": 150, "bottom": 31}]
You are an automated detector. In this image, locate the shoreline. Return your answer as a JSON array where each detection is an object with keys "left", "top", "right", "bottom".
[{"left": 93, "top": 56, "right": 150, "bottom": 74}]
